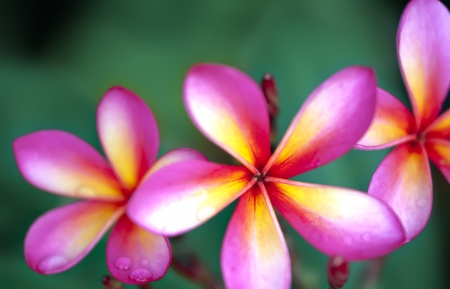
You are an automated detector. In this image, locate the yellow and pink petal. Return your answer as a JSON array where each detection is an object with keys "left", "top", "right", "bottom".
[
  {"left": 127, "top": 160, "right": 253, "bottom": 236},
  {"left": 368, "top": 142, "right": 432, "bottom": 241},
  {"left": 266, "top": 179, "right": 405, "bottom": 260},
  {"left": 97, "top": 86, "right": 159, "bottom": 191},
  {"left": 425, "top": 108, "right": 450, "bottom": 139},
  {"left": 13, "top": 130, "right": 124, "bottom": 201},
  {"left": 221, "top": 185, "right": 290, "bottom": 289},
  {"left": 183, "top": 64, "right": 271, "bottom": 172},
  {"left": 356, "top": 88, "right": 415, "bottom": 150},
  {"left": 425, "top": 139, "right": 450, "bottom": 183},
  {"left": 106, "top": 214, "right": 171, "bottom": 284},
  {"left": 265, "top": 66, "right": 376, "bottom": 179},
  {"left": 397, "top": 0, "right": 450, "bottom": 130},
  {"left": 25, "top": 201, "right": 124, "bottom": 274}
]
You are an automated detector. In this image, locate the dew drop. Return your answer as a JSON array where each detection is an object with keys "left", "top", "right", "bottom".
[
  {"left": 362, "top": 233, "right": 371, "bottom": 242},
  {"left": 196, "top": 206, "right": 215, "bottom": 222},
  {"left": 129, "top": 268, "right": 152, "bottom": 283},
  {"left": 416, "top": 198, "right": 428, "bottom": 208},
  {"left": 37, "top": 255, "right": 68, "bottom": 273},
  {"left": 114, "top": 257, "right": 132, "bottom": 271},
  {"left": 76, "top": 186, "right": 96, "bottom": 197},
  {"left": 343, "top": 236, "right": 352, "bottom": 244}
]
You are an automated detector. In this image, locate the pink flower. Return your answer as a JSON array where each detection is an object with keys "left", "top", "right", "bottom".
[
  {"left": 13, "top": 87, "right": 205, "bottom": 284},
  {"left": 128, "top": 64, "right": 405, "bottom": 289},
  {"left": 356, "top": 0, "right": 450, "bottom": 242}
]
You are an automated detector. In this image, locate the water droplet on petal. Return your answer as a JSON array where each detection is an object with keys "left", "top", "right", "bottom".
[
  {"left": 416, "top": 198, "right": 428, "bottom": 208},
  {"left": 37, "top": 255, "right": 68, "bottom": 273},
  {"left": 76, "top": 186, "right": 96, "bottom": 197},
  {"left": 362, "top": 233, "right": 371, "bottom": 242},
  {"left": 114, "top": 257, "right": 132, "bottom": 271},
  {"left": 129, "top": 268, "right": 152, "bottom": 283},
  {"left": 196, "top": 206, "right": 215, "bottom": 222},
  {"left": 343, "top": 236, "right": 352, "bottom": 244}
]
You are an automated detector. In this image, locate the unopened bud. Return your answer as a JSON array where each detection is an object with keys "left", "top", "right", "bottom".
[
  {"left": 261, "top": 73, "right": 279, "bottom": 122},
  {"left": 327, "top": 256, "right": 350, "bottom": 289}
]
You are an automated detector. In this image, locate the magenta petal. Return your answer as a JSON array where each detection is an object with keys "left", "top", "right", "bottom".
[
  {"left": 369, "top": 142, "right": 432, "bottom": 241},
  {"left": 398, "top": 0, "right": 450, "bottom": 129},
  {"left": 128, "top": 160, "right": 252, "bottom": 236},
  {"left": 265, "top": 66, "right": 377, "bottom": 178},
  {"left": 266, "top": 179, "right": 405, "bottom": 260},
  {"left": 97, "top": 86, "right": 159, "bottom": 190},
  {"left": 183, "top": 64, "right": 271, "bottom": 171},
  {"left": 426, "top": 139, "right": 450, "bottom": 183},
  {"left": 13, "top": 130, "right": 124, "bottom": 201},
  {"left": 356, "top": 88, "right": 415, "bottom": 150},
  {"left": 25, "top": 201, "right": 123, "bottom": 274},
  {"left": 106, "top": 214, "right": 171, "bottom": 284},
  {"left": 221, "top": 184, "right": 291, "bottom": 289}
]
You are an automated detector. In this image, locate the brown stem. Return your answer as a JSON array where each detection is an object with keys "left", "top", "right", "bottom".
[
  {"left": 101, "top": 275, "right": 125, "bottom": 289},
  {"left": 170, "top": 236, "right": 224, "bottom": 289},
  {"left": 261, "top": 72, "right": 279, "bottom": 151},
  {"left": 358, "top": 256, "right": 386, "bottom": 289}
]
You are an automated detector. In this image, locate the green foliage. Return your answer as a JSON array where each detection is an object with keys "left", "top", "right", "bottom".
[{"left": 0, "top": 0, "right": 446, "bottom": 288}]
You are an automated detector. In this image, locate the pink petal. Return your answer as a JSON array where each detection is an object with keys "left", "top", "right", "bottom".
[
  {"left": 356, "top": 88, "right": 416, "bottom": 150},
  {"left": 221, "top": 184, "right": 290, "bottom": 289},
  {"left": 183, "top": 64, "right": 271, "bottom": 173},
  {"left": 368, "top": 142, "right": 432, "bottom": 241},
  {"left": 425, "top": 107, "right": 450, "bottom": 139},
  {"left": 425, "top": 138, "right": 450, "bottom": 183},
  {"left": 398, "top": 0, "right": 450, "bottom": 130},
  {"left": 264, "top": 66, "right": 376, "bottom": 179},
  {"left": 106, "top": 214, "right": 171, "bottom": 284},
  {"left": 266, "top": 178, "right": 405, "bottom": 260},
  {"left": 128, "top": 160, "right": 253, "bottom": 236},
  {"left": 97, "top": 86, "right": 159, "bottom": 191},
  {"left": 13, "top": 130, "right": 124, "bottom": 201},
  {"left": 25, "top": 201, "right": 124, "bottom": 274},
  {"left": 142, "top": 148, "right": 208, "bottom": 181}
]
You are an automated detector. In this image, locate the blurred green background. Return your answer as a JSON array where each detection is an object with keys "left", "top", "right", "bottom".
[{"left": 2, "top": 0, "right": 450, "bottom": 288}]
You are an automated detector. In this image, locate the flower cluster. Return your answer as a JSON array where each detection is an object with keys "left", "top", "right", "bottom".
[{"left": 12, "top": 0, "right": 450, "bottom": 288}]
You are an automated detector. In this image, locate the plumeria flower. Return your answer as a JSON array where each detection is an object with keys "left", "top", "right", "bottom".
[
  {"left": 127, "top": 64, "right": 405, "bottom": 289},
  {"left": 356, "top": 0, "right": 450, "bottom": 242},
  {"left": 13, "top": 87, "right": 206, "bottom": 284}
]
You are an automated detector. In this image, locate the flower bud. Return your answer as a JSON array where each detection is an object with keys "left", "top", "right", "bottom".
[{"left": 327, "top": 256, "right": 350, "bottom": 288}]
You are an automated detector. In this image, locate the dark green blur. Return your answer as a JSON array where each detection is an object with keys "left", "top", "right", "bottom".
[{"left": 1, "top": 0, "right": 450, "bottom": 288}]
